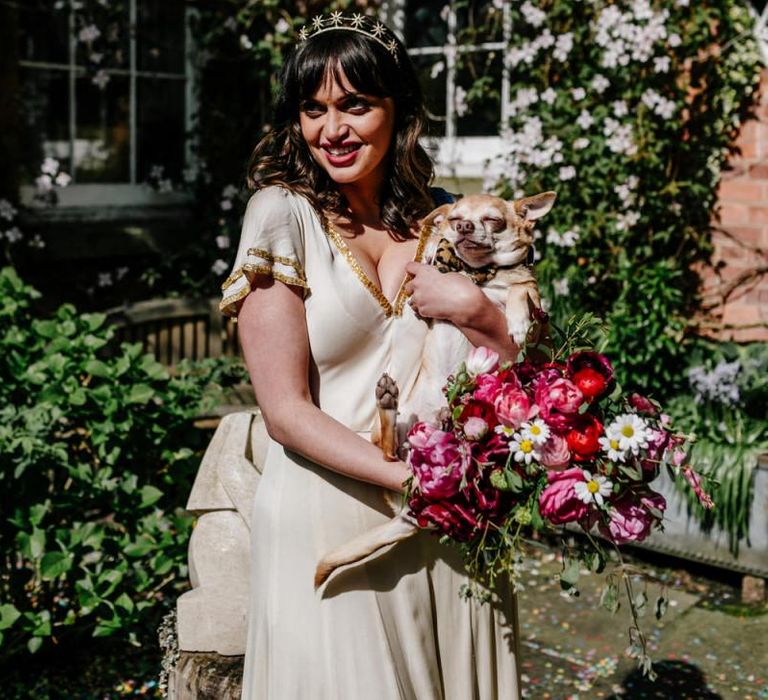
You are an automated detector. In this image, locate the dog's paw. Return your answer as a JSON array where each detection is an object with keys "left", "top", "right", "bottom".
[
  {"left": 375, "top": 372, "right": 399, "bottom": 411},
  {"left": 508, "top": 320, "right": 532, "bottom": 347}
]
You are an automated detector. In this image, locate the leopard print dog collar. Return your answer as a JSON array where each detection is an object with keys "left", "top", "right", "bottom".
[{"left": 433, "top": 238, "right": 498, "bottom": 284}]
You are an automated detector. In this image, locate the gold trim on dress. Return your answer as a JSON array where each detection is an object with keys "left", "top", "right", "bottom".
[
  {"left": 325, "top": 222, "right": 393, "bottom": 317},
  {"left": 219, "top": 264, "right": 310, "bottom": 317},
  {"left": 324, "top": 222, "right": 432, "bottom": 318},
  {"left": 393, "top": 224, "right": 432, "bottom": 316},
  {"left": 247, "top": 248, "right": 306, "bottom": 274}
]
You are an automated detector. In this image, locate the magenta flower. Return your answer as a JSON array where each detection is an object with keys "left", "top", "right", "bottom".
[
  {"left": 598, "top": 491, "right": 666, "bottom": 544},
  {"left": 535, "top": 376, "right": 584, "bottom": 431},
  {"left": 494, "top": 384, "right": 536, "bottom": 429},
  {"left": 408, "top": 429, "right": 469, "bottom": 500},
  {"left": 473, "top": 373, "right": 503, "bottom": 403},
  {"left": 538, "top": 433, "right": 571, "bottom": 469},
  {"left": 539, "top": 468, "right": 590, "bottom": 525}
]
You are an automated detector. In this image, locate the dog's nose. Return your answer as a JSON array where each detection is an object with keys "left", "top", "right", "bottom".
[{"left": 454, "top": 219, "right": 475, "bottom": 236}]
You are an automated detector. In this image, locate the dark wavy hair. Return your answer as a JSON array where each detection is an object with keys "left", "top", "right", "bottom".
[{"left": 247, "top": 18, "right": 435, "bottom": 239}]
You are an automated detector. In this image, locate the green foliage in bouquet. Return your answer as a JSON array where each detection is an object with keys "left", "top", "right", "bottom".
[
  {"left": 0, "top": 268, "right": 246, "bottom": 659},
  {"left": 667, "top": 340, "right": 768, "bottom": 553},
  {"left": 484, "top": 0, "right": 762, "bottom": 398}
]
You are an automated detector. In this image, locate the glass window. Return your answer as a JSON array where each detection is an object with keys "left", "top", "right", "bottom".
[
  {"left": 404, "top": 0, "right": 509, "bottom": 139},
  {"left": 18, "top": 0, "right": 188, "bottom": 186}
]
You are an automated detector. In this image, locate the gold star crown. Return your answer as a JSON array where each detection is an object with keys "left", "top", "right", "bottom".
[{"left": 297, "top": 12, "right": 400, "bottom": 64}]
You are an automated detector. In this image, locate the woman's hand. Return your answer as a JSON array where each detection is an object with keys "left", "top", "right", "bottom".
[
  {"left": 403, "top": 262, "right": 479, "bottom": 324},
  {"left": 404, "top": 261, "right": 519, "bottom": 361}
]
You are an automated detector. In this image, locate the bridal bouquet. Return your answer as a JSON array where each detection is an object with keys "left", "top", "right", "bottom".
[{"left": 402, "top": 316, "right": 714, "bottom": 676}]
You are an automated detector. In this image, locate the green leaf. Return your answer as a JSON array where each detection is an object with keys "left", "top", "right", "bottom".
[
  {"left": 139, "top": 485, "right": 163, "bottom": 508},
  {"left": 559, "top": 557, "right": 580, "bottom": 589},
  {"left": 0, "top": 604, "right": 21, "bottom": 631},
  {"left": 115, "top": 593, "right": 135, "bottom": 614},
  {"left": 127, "top": 384, "right": 154, "bottom": 404},
  {"left": 40, "top": 551, "right": 74, "bottom": 581},
  {"left": 655, "top": 595, "right": 669, "bottom": 620},
  {"left": 600, "top": 581, "right": 620, "bottom": 614},
  {"left": 27, "top": 637, "right": 43, "bottom": 654}
]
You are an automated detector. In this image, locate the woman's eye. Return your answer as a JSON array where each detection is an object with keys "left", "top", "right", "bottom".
[
  {"left": 301, "top": 102, "right": 324, "bottom": 115},
  {"left": 345, "top": 99, "right": 370, "bottom": 113}
]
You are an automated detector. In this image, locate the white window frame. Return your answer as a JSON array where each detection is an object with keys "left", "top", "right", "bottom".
[
  {"left": 383, "top": 0, "right": 511, "bottom": 179},
  {"left": 19, "top": 0, "right": 196, "bottom": 208}
]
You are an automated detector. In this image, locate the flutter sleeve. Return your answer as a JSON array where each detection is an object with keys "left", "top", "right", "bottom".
[{"left": 219, "top": 187, "right": 309, "bottom": 317}]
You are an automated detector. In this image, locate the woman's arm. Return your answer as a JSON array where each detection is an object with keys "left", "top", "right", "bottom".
[
  {"left": 238, "top": 278, "right": 410, "bottom": 492},
  {"left": 403, "top": 262, "right": 519, "bottom": 361}
]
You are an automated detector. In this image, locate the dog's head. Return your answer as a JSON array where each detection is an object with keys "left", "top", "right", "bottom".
[{"left": 424, "top": 192, "right": 557, "bottom": 268}]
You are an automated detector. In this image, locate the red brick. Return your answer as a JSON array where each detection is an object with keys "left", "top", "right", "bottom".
[
  {"left": 749, "top": 163, "right": 768, "bottom": 180},
  {"left": 718, "top": 203, "right": 750, "bottom": 224},
  {"left": 735, "top": 140, "right": 764, "bottom": 160},
  {"left": 716, "top": 226, "right": 764, "bottom": 246},
  {"left": 749, "top": 206, "right": 768, "bottom": 225},
  {"left": 718, "top": 178, "right": 765, "bottom": 201}
]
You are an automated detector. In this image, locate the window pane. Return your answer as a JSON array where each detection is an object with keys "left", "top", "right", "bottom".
[
  {"left": 19, "top": 2, "right": 70, "bottom": 64},
  {"left": 456, "top": 51, "right": 501, "bottom": 136},
  {"left": 412, "top": 56, "right": 447, "bottom": 138},
  {"left": 456, "top": 0, "right": 504, "bottom": 44},
  {"left": 74, "top": 3, "right": 130, "bottom": 69},
  {"left": 137, "top": 78, "right": 185, "bottom": 181},
  {"left": 19, "top": 68, "right": 72, "bottom": 183},
  {"left": 138, "top": 0, "right": 186, "bottom": 73},
  {"left": 405, "top": 0, "right": 448, "bottom": 48},
  {"left": 75, "top": 77, "right": 130, "bottom": 182}
]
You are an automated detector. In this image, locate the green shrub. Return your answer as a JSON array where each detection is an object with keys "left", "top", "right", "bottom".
[
  {"left": 0, "top": 267, "right": 246, "bottom": 659},
  {"left": 486, "top": 0, "right": 763, "bottom": 398}
]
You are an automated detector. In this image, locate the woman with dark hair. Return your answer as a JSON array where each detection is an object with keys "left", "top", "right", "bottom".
[{"left": 221, "top": 13, "right": 521, "bottom": 699}]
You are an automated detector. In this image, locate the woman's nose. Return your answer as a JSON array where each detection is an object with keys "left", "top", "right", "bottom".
[{"left": 323, "top": 109, "right": 349, "bottom": 141}]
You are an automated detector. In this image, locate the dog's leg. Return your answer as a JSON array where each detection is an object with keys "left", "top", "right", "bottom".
[
  {"left": 505, "top": 285, "right": 535, "bottom": 347},
  {"left": 374, "top": 373, "right": 399, "bottom": 462}
]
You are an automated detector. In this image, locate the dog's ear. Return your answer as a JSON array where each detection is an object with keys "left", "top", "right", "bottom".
[
  {"left": 422, "top": 203, "right": 453, "bottom": 228},
  {"left": 512, "top": 191, "right": 557, "bottom": 221}
]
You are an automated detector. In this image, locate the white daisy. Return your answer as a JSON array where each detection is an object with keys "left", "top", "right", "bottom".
[
  {"left": 574, "top": 471, "right": 613, "bottom": 505},
  {"left": 598, "top": 435, "right": 627, "bottom": 462},
  {"left": 605, "top": 413, "right": 651, "bottom": 454},
  {"left": 495, "top": 424, "right": 516, "bottom": 438},
  {"left": 509, "top": 432, "right": 540, "bottom": 465},
  {"left": 521, "top": 419, "right": 550, "bottom": 446}
]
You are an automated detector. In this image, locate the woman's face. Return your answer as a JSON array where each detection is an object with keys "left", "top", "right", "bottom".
[{"left": 299, "top": 67, "right": 395, "bottom": 192}]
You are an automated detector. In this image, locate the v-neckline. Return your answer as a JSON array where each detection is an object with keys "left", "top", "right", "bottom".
[{"left": 324, "top": 221, "right": 431, "bottom": 318}]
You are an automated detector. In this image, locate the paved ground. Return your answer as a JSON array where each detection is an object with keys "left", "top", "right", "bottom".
[{"left": 517, "top": 546, "right": 768, "bottom": 699}]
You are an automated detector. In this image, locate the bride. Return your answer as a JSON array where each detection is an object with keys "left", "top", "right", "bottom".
[{"left": 220, "top": 12, "right": 521, "bottom": 699}]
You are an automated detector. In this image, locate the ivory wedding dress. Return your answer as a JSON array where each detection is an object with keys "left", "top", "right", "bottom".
[{"left": 221, "top": 186, "right": 520, "bottom": 700}]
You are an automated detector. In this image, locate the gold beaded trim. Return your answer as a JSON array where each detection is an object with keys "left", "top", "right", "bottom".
[
  {"left": 325, "top": 222, "right": 393, "bottom": 316},
  {"left": 221, "top": 250, "right": 307, "bottom": 292},
  {"left": 247, "top": 248, "right": 306, "bottom": 274},
  {"left": 324, "top": 222, "right": 432, "bottom": 318},
  {"left": 219, "top": 264, "right": 310, "bottom": 317},
  {"left": 393, "top": 224, "right": 431, "bottom": 316}
]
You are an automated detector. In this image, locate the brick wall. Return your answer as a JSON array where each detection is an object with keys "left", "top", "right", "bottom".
[{"left": 700, "top": 69, "right": 768, "bottom": 343}]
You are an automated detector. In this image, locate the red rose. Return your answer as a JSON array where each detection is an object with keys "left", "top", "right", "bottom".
[
  {"left": 571, "top": 367, "right": 608, "bottom": 401},
  {"left": 566, "top": 416, "right": 603, "bottom": 462},
  {"left": 411, "top": 500, "right": 478, "bottom": 541},
  {"left": 460, "top": 399, "right": 497, "bottom": 429}
]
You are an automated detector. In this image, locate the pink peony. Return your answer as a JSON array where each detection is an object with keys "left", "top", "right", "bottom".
[
  {"left": 494, "top": 384, "right": 536, "bottom": 429},
  {"left": 466, "top": 346, "right": 500, "bottom": 375},
  {"left": 538, "top": 433, "right": 571, "bottom": 469},
  {"left": 535, "top": 376, "right": 585, "bottom": 431},
  {"left": 598, "top": 491, "right": 665, "bottom": 544},
  {"left": 539, "top": 468, "right": 589, "bottom": 525},
  {"left": 407, "top": 421, "right": 439, "bottom": 450},
  {"left": 473, "top": 373, "right": 503, "bottom": 403},
  {"left": 408, "top": 429, "right": 469, "bottom": 500}
]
